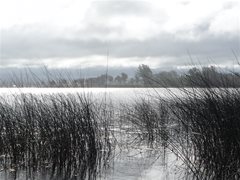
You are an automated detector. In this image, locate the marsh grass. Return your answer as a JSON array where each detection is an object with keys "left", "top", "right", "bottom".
[
  {"left": 123, "top": 98, "right": 169, "bottom": 148},
  {"left": 1, "top": 66, "right": 240, "bottom": 179},
  {"left": 0, "top": 93, "right": 112, "bottom": 180},
  {"left": 124, "top": 72, "right": 240, "bottom": 179},
  {"left": 119, "top": 97, "right": 172, "bottom": 175},
  {"left": 169, "top": 88, "right": 240, "bottom": 179}
]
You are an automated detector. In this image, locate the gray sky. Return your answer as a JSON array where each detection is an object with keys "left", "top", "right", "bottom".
[{"left": 0, "top": 0, "right": 239, "bottom": 70}]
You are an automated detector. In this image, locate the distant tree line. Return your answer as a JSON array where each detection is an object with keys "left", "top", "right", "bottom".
[
  {"left": 70, "top": 64, "right": 240, "bottom": 88},
  {"left": 1, "top": 64, "right": 240, "bottom": 87},
  {"left": 132, "top": 64, "right": 240, "bottom": 88}
]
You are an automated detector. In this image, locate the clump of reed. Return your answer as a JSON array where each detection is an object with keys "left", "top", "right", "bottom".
[
  {"left": 0, "top": 93, "right": 112, "bottom": 180},
  {"left": 124, "top": 70, "right": 240, "bottom": 179},
  {"left": 122, "top": 98, "right": 170, "bottom": 149},
  {"left": 170, "top": 88, "right": 240, "bottom": 179},
  {"left": 165, "top": 69, "right": 240, "bottom": 179}
]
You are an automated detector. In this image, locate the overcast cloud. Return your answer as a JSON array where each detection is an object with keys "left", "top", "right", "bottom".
[{"left": 0, "top": 0, "right": 239, "bottom": 69}]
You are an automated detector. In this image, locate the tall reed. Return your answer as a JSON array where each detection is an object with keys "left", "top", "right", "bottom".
[
  {"left": 124, "top": 72, "right": 240, "bottom": 179},
  {"left": 0, "top": 93, "right": 112, "bottom": 180},
  {"left": 169, "top": 88, "right": 240, "bottom": 179}
]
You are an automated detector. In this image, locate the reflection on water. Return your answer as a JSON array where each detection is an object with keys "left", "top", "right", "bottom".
[
  {"left": 0, "top": 150, "right": 180, "bottom": 180},
  {"left": 104, "top": 149, "right": 179, "bottom": 180},
  {"left": 0, "top": 87, "right": 183, "bottom": 100}
]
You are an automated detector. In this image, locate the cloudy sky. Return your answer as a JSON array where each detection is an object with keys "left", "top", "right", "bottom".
[{"left": 0, "top": 0, "right": 239, "bottom": 70}]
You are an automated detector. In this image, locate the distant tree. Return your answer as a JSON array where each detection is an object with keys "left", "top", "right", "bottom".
[
  {"left": 114, "top": 73, "right": 128, "bottom": 85},
  {"left": 98, "top": 74, "right": 106, "bottom": 86},
  {"left": 155, "top": 70, "right": 179, "bottom": 87},
  {"left": 184, "top": 66, "right": 222, "bottom": 87},
  {"left": 115, "top": 75, "right": 122, "bottom": 84},
  {"left": 186, "top": 67, "right": 202, "bottom": 86},
  {"left": 136, "top": 64, "right": 153, "bottom": 86},
  {"left": 202, "top": 66, "right": 217, "bottom": 78},
  {"left": 188, "top": 67, "right": 201, "bottom": 76},
  {"left": 121, "top": 73, "right": 128, "bottom": 84},
  {"left": 129, "top": 77, "right": 135, "bottom": 86},
  {"left": 135, "top": 74, "right": 140, "bottom": 85},
  {"left": 202, "top": 66, "right": 219, "bottom": 87},
  {"left": 107, "top": 75, "right": 113, "bottom": 83},
  {"left": 49, "top": 80, "right": 56, "bottom": 86}
]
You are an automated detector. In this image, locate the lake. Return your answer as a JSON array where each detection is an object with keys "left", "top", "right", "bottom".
[
  {"left": 0, "top": 87, "right": 188, "bottom": 103},
  {"left": 0, "top": 88, "right": 185, "bottom": 180}
]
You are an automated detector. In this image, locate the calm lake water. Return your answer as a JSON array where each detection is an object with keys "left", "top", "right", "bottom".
[
  {"left": 0, "top": 87, "right": 186, "bottom": 103},
  {"left": 0, "top": 88, "right": 183, "bottom": 180}
]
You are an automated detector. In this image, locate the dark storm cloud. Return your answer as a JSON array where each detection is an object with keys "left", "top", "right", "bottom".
[
  {"left": 114, "top": 35, "right": 238, "bottom": 58},
  {"left": 1, "top": 24, "right": 239, "bottom": 65},
  {"left": 0, "top": 28, "right": 108, "bottom": 61}
]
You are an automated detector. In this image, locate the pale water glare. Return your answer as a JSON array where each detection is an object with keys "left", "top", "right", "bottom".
[{"left": 0, "top": 88, "right": 185, "bottom": 102}]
